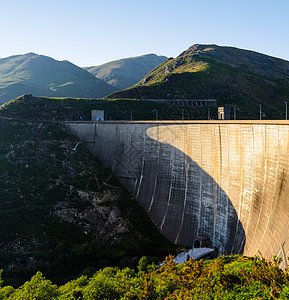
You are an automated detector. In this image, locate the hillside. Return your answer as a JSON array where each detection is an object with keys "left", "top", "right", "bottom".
[
  {"left": 0, "top": 53, "right": 116, "bottom": 105},
  {"left": 84, "top": 54, "right": 167, "bottom": 90},
  {"left": 0, "top": 94, "right": 215, "bottom": 121},
  {"left": 0, "top": 116, "right": 175, "bottom": 286},
  {"left": 108, "top": 44, "right": 289, "bottom": 119}
]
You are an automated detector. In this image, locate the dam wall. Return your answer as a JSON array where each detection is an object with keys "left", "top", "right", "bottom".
[{"left": 64, "top": 120, "right": 289, "bottom": 258}]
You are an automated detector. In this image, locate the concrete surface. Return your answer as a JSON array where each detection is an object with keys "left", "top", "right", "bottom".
[{"left": 64, "top": 120, "right": 289, "bottom": 258}]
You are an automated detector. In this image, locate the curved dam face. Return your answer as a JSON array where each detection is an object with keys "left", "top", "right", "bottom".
[{"left": 65, "top": 121, "right": 289, "bottom": 258}]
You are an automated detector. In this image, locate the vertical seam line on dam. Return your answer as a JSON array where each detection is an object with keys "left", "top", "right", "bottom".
[
  {"left": 160, "top": 142, "right": 174, "bottom": 232},
  {"left": 175, "top": 127, "right": 189, "bottom": 244}
]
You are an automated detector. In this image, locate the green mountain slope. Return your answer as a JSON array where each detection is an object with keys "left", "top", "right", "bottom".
[
  {"left": 108, "top": 44, "right": 289, "bottom": 119},
  {"left": 0, "top": 53, "right": 116, "bottom": 105},
  {"left": 84, "top": 54, "right": 167, "bottom": 90},
  {"left": 0, "top": 115, "right": 175, "bottom": 286}
]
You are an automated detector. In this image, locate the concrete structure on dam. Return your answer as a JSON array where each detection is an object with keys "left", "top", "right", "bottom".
[{"left": 64, "top": 120, "right": 289, "bottom": 259}]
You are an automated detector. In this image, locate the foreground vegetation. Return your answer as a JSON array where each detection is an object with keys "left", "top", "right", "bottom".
[{"left": 1, "top": 254, "right": 289, "bottom": 299}]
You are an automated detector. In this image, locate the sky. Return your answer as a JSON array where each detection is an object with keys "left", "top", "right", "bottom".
[{"left": 0, "top": 0, "right": 289, "bottom": 67}]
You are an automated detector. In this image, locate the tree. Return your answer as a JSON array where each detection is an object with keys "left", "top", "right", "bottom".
[{"left": 10, "top": 272, "right": 59, "bottom": 300}]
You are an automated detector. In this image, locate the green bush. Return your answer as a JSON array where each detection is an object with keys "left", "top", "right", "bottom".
[
  {"left": 10, "top": 272, "right": 58, "bottom": 300},
  {"left": 1, "top": 254, "right": 289, "bottom": 299}
]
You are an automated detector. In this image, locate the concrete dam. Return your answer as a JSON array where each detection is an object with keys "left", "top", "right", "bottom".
[{"left": 64, "top": 120, "right": 289, "bottom": 258}]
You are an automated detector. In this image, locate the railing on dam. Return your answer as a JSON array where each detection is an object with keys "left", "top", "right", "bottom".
[
  {"left": 64, "top": 120, "right": 289, "bottom": 260},
  {"left": 64, "top": 120, "right": 289, "bottom": 125}
]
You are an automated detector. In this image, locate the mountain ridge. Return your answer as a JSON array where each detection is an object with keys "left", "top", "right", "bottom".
[
  {"left": 0, "top": 53, "right": 116, "bottom": 104},
  {"left": 84, "top": 54, "right": 167, "bottom": 90},
  {"left": 107, "top": 44, "right": 289, "bottom": 119}
]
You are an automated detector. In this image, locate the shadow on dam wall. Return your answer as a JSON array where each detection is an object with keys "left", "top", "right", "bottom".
[
  {"left": 64, "top": 121, "right": 289, "bottom": 259},
  {"left": 122, "top": 140, "right": 245, "bottom": 256}
]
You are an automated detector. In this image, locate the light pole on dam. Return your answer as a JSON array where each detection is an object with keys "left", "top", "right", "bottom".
[{"left": 64, "top": 120, "right": 289, "bottom": 260}]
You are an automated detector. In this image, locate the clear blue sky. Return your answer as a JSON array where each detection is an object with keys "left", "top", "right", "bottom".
[{"left": 1, "top": 0, "right": 289, "bottom": 66}]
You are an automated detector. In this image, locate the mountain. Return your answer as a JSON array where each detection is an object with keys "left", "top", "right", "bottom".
[
  {"left": 84, "top": 54, "right": 167, "bottom": 90},
  {"left": 0, "top": 53, "right": 116, "bottom": 104},
  {"left": 108, "top": 44, "right": 289, "bottom": 119}
]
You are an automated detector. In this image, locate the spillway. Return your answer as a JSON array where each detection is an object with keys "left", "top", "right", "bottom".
[{"left": 65, "top": 120, "right": 289, "bottom": 258}]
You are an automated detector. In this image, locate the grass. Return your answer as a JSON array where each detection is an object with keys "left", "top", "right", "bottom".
[{"left": 141, "top": 55, "right": 210, "bottom": 85}]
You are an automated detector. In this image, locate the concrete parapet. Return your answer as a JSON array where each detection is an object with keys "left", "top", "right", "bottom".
[{"left": 64, "top": 120, "right": 289, "bottom": 258}]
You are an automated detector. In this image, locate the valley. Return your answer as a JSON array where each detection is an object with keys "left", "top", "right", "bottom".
[{"left": 1, "top": 43, "right": 289, "bottom": 298}]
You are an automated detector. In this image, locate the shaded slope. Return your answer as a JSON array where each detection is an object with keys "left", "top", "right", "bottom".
[
  {"left": 108, "top": 44, "right": 289, "bottom": 119},
  {"left": 0, "top": 53, "right": 116, "bottom": 104},
  {"left": 84, "top": 54, "right": 167, "bottom": 90},
  {"left": 0, "top": 95, "right": 216, "bottom": 121},
  {"left": 0, "top": 118, "right": 175, "bottom": 286}
]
